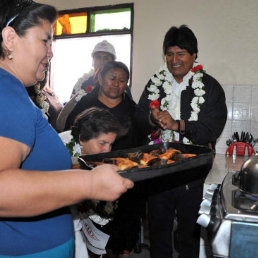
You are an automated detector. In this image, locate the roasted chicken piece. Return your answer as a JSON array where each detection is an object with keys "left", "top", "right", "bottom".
[
  {"left": 167, "top": 160, "right": 176, "bottom": 164},
  {"left": 140, "top": 153, "right": 160, "bottom": 166},
  {"left": 127, "top": 151, "right": 144, "bottom": 163},
  {"left": 149, "top": 149, "right": 163, "bottom": 157},
  {"left": 169, "top": 152, "right": 197, "bottom": 161},
  {"left": 108, "top": 157, "right": 139, "bottom": 171},
  {"left": 159, "top": 149, "right": 181, "bottom": 160}
]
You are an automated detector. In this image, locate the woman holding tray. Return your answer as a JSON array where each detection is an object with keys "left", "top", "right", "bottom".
[{"left": 0, "top": 1, "right": 133, "bottom": 257}]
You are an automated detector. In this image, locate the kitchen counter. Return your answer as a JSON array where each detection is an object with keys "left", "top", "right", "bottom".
[{"left": 204, "top": 154, "right": 249, "bottom": 185}]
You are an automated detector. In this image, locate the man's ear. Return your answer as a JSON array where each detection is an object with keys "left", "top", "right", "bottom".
[
  {"left": 1, "top": 26, "right": 16, "bottom": 51},
  {"left": 193, "top": 53, "right": 197, "bottom": 60}
]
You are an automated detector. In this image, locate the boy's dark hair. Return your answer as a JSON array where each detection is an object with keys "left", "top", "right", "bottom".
[{"left": 71, "top": 107, "right": 127, "bottom": 143}]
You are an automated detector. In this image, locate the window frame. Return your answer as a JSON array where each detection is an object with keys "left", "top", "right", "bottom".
[{"left": 54, "top": 3, "right": 134, "bottom": 39}]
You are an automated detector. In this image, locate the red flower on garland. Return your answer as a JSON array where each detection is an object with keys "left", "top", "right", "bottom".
[
  {"left": 149, "top": 100, "right": 160, "bottom": 109},
  {"left": 191, "top": 65, "right": 203, "bottom": 73},
  {"left": 85, "top": 85, "right": 93, "bottom": 93}
]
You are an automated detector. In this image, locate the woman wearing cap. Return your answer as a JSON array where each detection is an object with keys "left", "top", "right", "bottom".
[{"left": 0, "top": 1, "right": 133, "bottom": 257}]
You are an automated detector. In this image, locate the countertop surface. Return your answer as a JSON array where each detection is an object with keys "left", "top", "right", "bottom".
[{"left": 204, "top": 154, "right": 249, "bottom": 185}]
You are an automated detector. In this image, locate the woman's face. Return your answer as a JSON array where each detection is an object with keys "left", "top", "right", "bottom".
[
  {"left": 92, "top": 52, "right": 113, "bottom": 71},
  {"left": 80, "top": 132, "right": 117, "bottom": 155},
  {"left": 13, "top": 20, "right": 53, "bottom": 86},
  {"left": 99, "top": 68, "right": 128, "bottom": 99}
]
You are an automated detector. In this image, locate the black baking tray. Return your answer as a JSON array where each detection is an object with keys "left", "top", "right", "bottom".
[{"left": 78, "top": 142, "right": 213, "bottom": 182}]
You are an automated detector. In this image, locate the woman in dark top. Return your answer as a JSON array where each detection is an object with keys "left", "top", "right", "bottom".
[
  {"left": 65, "top": 61, "right": 147, "bottom": 257},
  {"left": 65, "top": 61, "right": 147, "bottom": 149}
]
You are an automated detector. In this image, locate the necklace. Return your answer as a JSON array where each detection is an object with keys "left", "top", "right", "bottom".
[{"left": 147, "top": 62, "right": 205, "bottom": 143}]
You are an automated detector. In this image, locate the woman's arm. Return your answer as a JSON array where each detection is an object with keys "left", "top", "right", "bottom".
[{"left": 0, "top": 137, "right": 133, "bottom": 217}]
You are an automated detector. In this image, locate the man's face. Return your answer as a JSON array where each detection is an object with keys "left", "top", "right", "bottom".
[
  {"left": 92, "top": 52, "right": 114, "bottom": 71},
  {"left": 165, "top": 46, "right": 196, "bottom": 83}
]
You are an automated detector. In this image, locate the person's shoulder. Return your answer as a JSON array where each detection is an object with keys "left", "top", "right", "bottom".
[
  {"left": 202, "top": 72, "right": 225, "bottom": 97},
  {"left": 202, "top": 72, "right": 223, "bottom": 89},
  {"left": 72, "top": 69, "right": 95, "bottom": 94},
  {"left": 203, "top": 72, "right": 220, "bottom": 84}
]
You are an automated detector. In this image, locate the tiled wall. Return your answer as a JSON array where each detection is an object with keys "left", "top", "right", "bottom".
[{"left": 216, "top": 85, "right": 258, "bottom": 154}]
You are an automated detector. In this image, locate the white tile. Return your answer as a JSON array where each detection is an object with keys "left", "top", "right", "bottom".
[
  {"left": 222, "top": 84, "right": 233, "bottom": 102},
  {"left": 216, "top": 136, "right": 228, "bottom": 154},
  {"left": 220, "top": 120, "right": 232, "bottom": 138},
  {"left": 251, "top": 121, "right": 258, "bottom": 139},
  {"left": 232, "top": 102, "right": 250, "bottom": 120},
  {"left": 251, "top": 104, "right": 258, "bottom": 122},
  {"left": 233, "top": 85, "right": 251, "bottom": 103},
  {"left": 226, "top": 101, "right": 232, "bottom": 120},
  {"left": 251, "top": 85, "right": 258, "bottom": 104},
  {"left": 232, "top": 120, "right": 251, "bottom": 133}
]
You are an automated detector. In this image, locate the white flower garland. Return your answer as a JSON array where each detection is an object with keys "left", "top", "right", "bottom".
[
  {"left": 73, "top": 69, "right": 95, "bottom": 102},
  {"left": 148, "top": 62, "right": 205, "bottom": 143}
]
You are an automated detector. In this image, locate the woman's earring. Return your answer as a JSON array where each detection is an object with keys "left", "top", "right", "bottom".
[{"left": 7, "top": 52, "right": 13, "bottom": 60}]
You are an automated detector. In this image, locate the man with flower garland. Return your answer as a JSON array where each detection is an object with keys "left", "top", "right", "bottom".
[{"left": 138, "top": 25, "right": 227, "bottom": 258}]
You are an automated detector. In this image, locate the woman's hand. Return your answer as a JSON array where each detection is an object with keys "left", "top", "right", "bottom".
[{"left": 87, "top": 164, "right": 134, "bottom": 201}]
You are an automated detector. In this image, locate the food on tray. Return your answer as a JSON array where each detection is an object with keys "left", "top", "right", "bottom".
[
  {"left": 149, "top": 149, "right": 163, "bottom": 156},
  {"left": 182, "top": 154, "right": 197, "bottom": 158},
  {"left": 167, "top": 160, "right": 176, "bottom": 164},
  {"left": 140, "top": 153, "right": 160, "bottom": 165},
  {"left": 159, "top": 149, "right": 181, "bottom": 160},
  {"left": 127, "top": 151, "right": 144, "bottom": 162},
  {"left": 104, "top": 157, "right": 139, "bottom": 171},
  {"left": 111, "top": 158, "right": 139, "bottom": 170},
  {"left": 81, "top": 147, "right": 198, "bottom": 171}
]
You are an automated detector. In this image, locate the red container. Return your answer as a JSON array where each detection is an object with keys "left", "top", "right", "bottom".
[{"left": 225, "top": 142, "right": 255, "bottom": 156}]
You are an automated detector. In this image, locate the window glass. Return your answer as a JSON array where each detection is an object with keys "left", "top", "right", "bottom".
[
  {"left": 54, "top": 12, "right": 87, "bottom": 36},
  {"left": 90, "top": 8, "right": 131, "bottom": 32}
]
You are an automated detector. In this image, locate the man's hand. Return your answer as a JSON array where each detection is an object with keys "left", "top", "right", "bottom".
[{"left": 150, "top": 107, "right": 178, "bottom": 131}]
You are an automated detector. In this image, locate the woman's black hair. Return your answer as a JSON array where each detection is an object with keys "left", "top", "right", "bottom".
[
  {"left": 163, "top": 24, "right": 198, "bottom": 58},
  {"left": 99, "top": 61, "right": 130, "bottom": 81},
  {"left": 71, "top": 107, "right": 128, "bottom": 143},
  {"left": 0, "top": 0, "right": 57, "bottom": 58}
]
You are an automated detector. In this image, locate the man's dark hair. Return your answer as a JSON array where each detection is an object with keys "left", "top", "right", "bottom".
[
  {"left": 71, "top": 107, "right": 127, "bottom": 143},
  {"left": 163, "top": 24, "right": 198, "bottom": 57}
]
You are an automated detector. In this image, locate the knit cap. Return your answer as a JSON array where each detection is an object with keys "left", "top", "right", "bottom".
[{"left": 91, "top": 40, "right": 116, "bottom": 59}]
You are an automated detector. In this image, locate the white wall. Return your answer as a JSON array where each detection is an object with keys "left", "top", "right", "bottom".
[{"left": 38, "top": 0, "right": 258, "bottom": 101}]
